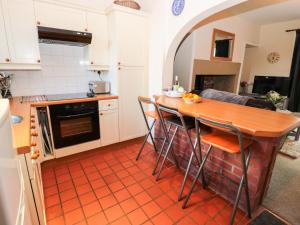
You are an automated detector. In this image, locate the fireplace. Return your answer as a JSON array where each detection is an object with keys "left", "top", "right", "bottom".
[
  {"left": 192, "top": 60, "right": 241, "bottom": 93},
  {"left": 194, "top": 74, "right": 236, "bottom": 92}
]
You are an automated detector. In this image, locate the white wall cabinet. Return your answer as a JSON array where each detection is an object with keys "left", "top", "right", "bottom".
[
  {"left": 0, "top": 1, "right": 10, "bottom": 64},
  {"left": 85, "top": 12, "right": 109, "bottom": 70},
  {"left": 114, "top": 12, "right": 147, "bottom": 67},
  {"left": 109, "top": 8, "right": 147, "bottom": 67},
  {"left": 100, "top": 110, "right": 119, "bottom": 146},
  {"left": 34, "top": 1, "right": 87, "bottom": 32},
  {"left": 0, "top": 0, "right": 41, "bottom": 69}
]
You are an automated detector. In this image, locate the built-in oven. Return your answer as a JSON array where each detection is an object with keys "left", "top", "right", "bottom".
[{"left": 49, "top": 101, "right": 100, "bottom": 149}]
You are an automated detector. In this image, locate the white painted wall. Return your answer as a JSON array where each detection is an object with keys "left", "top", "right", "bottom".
[
  {"left": 9, "top": 44, "right": 99, "bottom": 96},
  {"left": 173, "top": 14, "right": 260, "bottom": 92},
  {"left": 241, "top": 19, "right": 299, "bottom": 85},
  {"left": 173, "top": 33, "right": 194, "bottom": 91},
  {"left": 193, "top": 15, "right": 260, "bottom": 62}
]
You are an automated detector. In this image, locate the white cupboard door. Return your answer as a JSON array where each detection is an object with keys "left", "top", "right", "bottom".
[
  {"left": 2, "top": 0, "right": 40, "bottom": 64},
  {"left": 100, "top": 110, "right": 119, "bottom": 146},
  {"left": 34, "top": 1, "right": 87, "bottom": 32},
  {"left": 86, "top": 12, "right": 109, "bottom": 68},
  {"left": 115, "top": 12, "right": 147, "bottom": 67},
  {"left": 118, "top": 67, "right": 146, "bottom": 141},
  {"left": 0, "top": 1, "right": 10, "bottom": 64},
  {"left": 32, "top": 161, "right": 46, "bottom": 225}
]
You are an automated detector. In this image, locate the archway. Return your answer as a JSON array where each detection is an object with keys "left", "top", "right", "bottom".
[{"left": 161, "top": 0, "right": 288, "bottom": 89}]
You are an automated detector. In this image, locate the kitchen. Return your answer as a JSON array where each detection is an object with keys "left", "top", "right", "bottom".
[
  {"left": 1, "top": 0, "right": 147, "bottom": 225},
  {"left": 2, "top": 1, "right": 300, "bottom": 225}
]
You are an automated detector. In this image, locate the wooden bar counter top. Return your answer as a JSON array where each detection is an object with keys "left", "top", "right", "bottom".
[
  {"left": 155, "top": 95, "right": 300, "bottom": 212},
  {"left": 157, "top": 95, "right": 300, "bottom": 137}
]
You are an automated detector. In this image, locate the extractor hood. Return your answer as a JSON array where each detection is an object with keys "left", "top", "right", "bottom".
[{"left": 38, "top": 26, "right": 92, "bottom": 47}]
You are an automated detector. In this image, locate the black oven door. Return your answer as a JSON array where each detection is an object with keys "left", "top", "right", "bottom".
[{"left": 49, "top": 101, "right": 100, "bottom": 149}]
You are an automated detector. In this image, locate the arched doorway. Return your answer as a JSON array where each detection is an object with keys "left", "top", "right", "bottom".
[{"left": 161, "top": 0, "right": 288, "bottom": 89}]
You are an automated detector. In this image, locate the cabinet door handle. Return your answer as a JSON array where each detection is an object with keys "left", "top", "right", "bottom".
[
  {"left": 31, "top": 131, "right": 38, "bottom": 137},
  {"left": 37, "top": 59, "right": 41, "bottom": 63},
  {"left": 100, "top": 113, "right": 103, "bottom": 116},
  {"left": 31, "top": 150, "right": 40, "bottom": 160},
  {"left": 5, "top": 58, "right": 10, "bottom": 62},
  {"left": 85, "top": 28, "right": 88, "bottom": 32},
  {"left": 31, "top": 142, "right": 37, "bottom": 147},
  {"left": 118, "top": 62, "right": 121, "bottom": 65},
  {"left": 91, "top": 61, "right": 94, "bottom": 65},
  {"left": 37, "top": 21, "right": 41, "bottom": 25},
  {"left": 118, "top": 67, "right": 121, "bottom": 70}
]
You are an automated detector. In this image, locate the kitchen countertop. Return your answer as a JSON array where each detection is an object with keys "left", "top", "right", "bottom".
[
  {"left": 157, "top": 95, "right": 300, "bottom": 138},
  {"left": 9, "top": 94, "right": 118, "bottom": 155}
]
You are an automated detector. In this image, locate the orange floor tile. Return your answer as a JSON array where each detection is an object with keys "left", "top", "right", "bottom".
[{"left": 42, "top": 139, "right": 249, "bottom": 225}]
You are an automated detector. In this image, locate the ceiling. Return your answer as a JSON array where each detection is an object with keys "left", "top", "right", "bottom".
[
  {"left": 238, "top": 0, "right": 300, "bottom": 25},
  {"left": 51, "top": 0, "right": 153, "bottom": 12}
]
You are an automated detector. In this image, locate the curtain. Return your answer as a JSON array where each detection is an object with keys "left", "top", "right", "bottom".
[{"left": 288, "top": 30, "right": 300, "bottom": 112}]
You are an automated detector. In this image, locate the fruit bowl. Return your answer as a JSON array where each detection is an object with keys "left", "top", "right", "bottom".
[{"left": 182, "top": 93, "right": 202, "bottom": 104}]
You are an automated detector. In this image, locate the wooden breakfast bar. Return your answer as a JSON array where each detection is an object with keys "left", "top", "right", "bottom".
[{"left": 155, "top": 96, "right": 300, "bottom": 212}]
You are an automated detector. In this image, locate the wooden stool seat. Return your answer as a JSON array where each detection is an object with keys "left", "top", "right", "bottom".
[{"left": 202, "top": 130, "right": 253, "bottom": 154}]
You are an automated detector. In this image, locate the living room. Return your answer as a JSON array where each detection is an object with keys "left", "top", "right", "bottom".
[{"left": 173, "top": 1, "right": 300, "bottom": 224}]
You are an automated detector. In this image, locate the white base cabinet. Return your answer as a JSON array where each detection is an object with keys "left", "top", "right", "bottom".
[
  {"left": 99, "top": 100, "right": 120, "bottom": 146},
  {"left": 100, "top": 110, "right": 119, "bottom": 146}
]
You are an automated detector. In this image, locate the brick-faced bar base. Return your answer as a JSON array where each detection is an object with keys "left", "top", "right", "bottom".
[{"left": 154, "top": 123, "right": 286, "bottom": 212}]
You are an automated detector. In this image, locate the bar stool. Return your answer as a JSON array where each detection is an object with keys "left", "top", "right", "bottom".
[
  {"left": 136, "top": 96, "right": 174, "bottom": 161},
  {"left": 153, "top": 105, "right": 204, "bottom": 201},
  {"left": 182, "top": 116, "right": 253, "bottom": 225}
]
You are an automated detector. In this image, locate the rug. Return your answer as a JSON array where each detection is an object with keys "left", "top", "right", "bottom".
[
  {"left": 250, "top": 210, "right": 288, "bottom": 225},
  {"left": 279, "top": 136, "right": 300, "bottom": 159}
]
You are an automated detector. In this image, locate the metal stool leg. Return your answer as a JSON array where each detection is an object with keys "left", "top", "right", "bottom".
[
  {"left": 295, "top": 127, "right": 300, "bottom": 141},
  {"left": 195, "top": 120, "right": 206, "bottom": 188},
  {"left": 179, "top": 120, "right": 207, "bottom": 201},
  {"left": 156, "top": 126, "right": 178, "bottom": 181},
  {"left": 229, "top": 148, "right": 252, "bottom": 225},
  {"left": 178, "top": 149, "right": 194, "bottom": 201},
  {"left": 177, "top": 120, "right": 203, "bottom": 201},
  {"left": 136, "top": 119, "right": 157, "bottom": 161},
  {"left": 152, "top": 123, "right": 172, "bottom": 175},
  {"left": 182, "top": 145, "right": 213, "bottom": 209}
]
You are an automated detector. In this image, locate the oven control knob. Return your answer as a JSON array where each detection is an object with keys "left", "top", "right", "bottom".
[{"left": 65, "top": 105, "right": 71, "bottom": 110}]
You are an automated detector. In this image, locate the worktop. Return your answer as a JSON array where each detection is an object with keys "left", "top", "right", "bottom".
[
  {"left": 155, "top": 95, "right": 300, "bottom": 212},
  {"left": 9, "top": 94, "right": 118, "bottom": 155},
  {"left": 157, "top": 95, "right": 300, "bottom": 138}
]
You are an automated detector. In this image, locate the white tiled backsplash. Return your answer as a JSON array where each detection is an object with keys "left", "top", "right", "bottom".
[{"left": 9, "top": 43, "right": 101, "bottom": 96}]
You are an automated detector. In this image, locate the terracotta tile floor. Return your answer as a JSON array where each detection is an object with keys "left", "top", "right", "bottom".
[{"left": 42, "top": 138, "right": 249, "bottom": 225}]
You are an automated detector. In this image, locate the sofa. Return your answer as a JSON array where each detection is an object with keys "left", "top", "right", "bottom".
[{"left": 199, "top": 89, "right": 276, "bottom": 111}]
